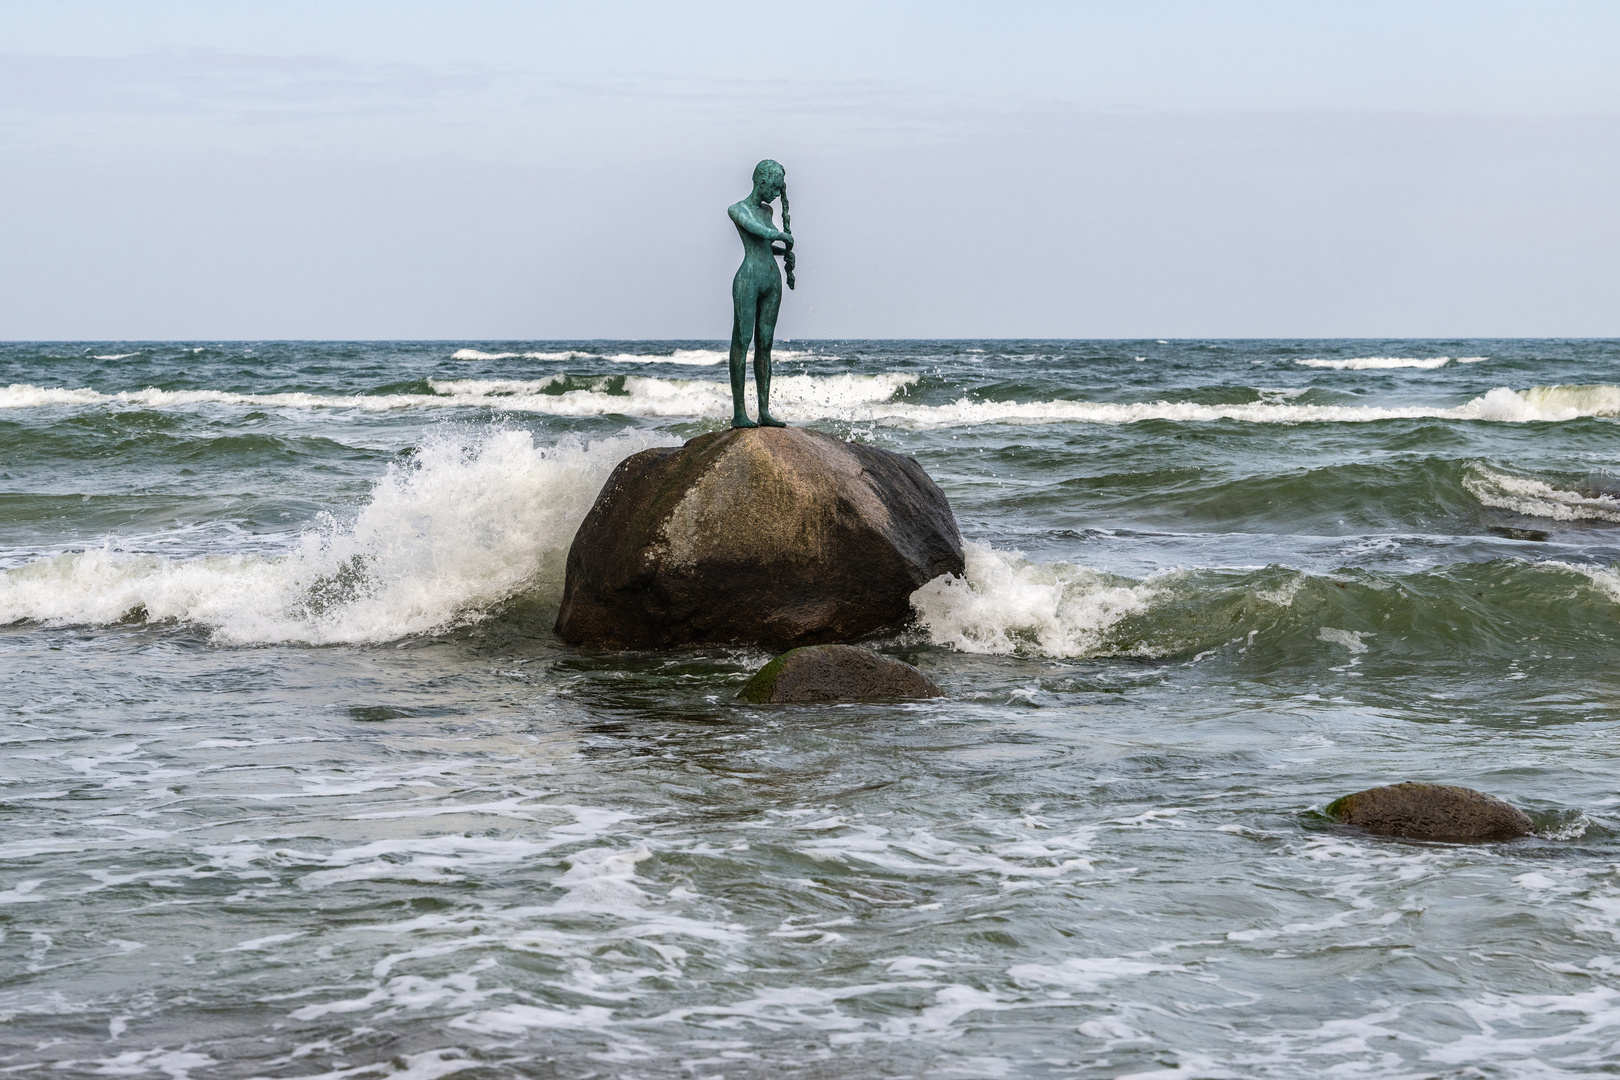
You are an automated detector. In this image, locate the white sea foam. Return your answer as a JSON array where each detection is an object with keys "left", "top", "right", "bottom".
[
  {"left": 851, "top": 384, "right": 1620, "bottom": 428},
  {"left": 607, "top": 348, "right": 808, "bottom": 365},
  {"left": 1541, "top": 561, "right": 1620, "bottom": 604},
  {"left": 1240, "top": 990, "right": 1620, "bottom": 1077},
  {"left": 607, "top": 349, "right": 725, "bottom": 365},
  {"left": 1297, "top": 356, "right": 1453, "bottom": 370},
  {"left": 261, "top": 1048, "right": 486, "bottom": 1080},
  {"left": 449, "top": 348, "right": 593, "bottom": 360},
  {"left": 62, "top": 1049, "right": 217, "bottom": 1080},
  {"left": 2, "top": 378, "right": 1614, "bottom": 427},
  {"left": 449, "top": 1002, "right": 616, "bottom": 1035},
  {"left": 448, "top": 347, "right": 802, "bottom": 366},
  {"left": 790, "top": 813, "right": 1096, "bottom": 883},
  {"left": 0, "top": 426, "right": 676, "bottom": 643},
  {"left": 295, "top": 835, "right": 564, "bottom": 890},
  {"left": 0, "top": 371, "right": 911, "bottom": 420},
  {"left": 910, "top": 542, "right": 1161, "bottom": 658},
  {"left": 1474, "top": 383, "right": 1620, "bottom": 421},
  {"left": 609, "top": 349, "right": 719, "bottom": 365},
  {"left": 1317, "top": 627, "right": 1372, "bottom": 654},
  {"left": 1464, "top": 464, "right": 1620, "bottom": 522},
  {"left": 830, "top": 383, "right": 1619, "bottom": 428},
  {"left": 1007, "top": 956, "right": 1181, "bottom": 991}
]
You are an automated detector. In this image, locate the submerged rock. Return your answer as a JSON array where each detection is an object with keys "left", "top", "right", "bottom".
[
  {"left": 555, "top": 427, "right": 964, "bottom": 649},
  {"left": 1326, "top": 782, "right": 1534, "bottom": 841},
  {"left": 738, "top": 644, "right": 943, "bottom": 704}
]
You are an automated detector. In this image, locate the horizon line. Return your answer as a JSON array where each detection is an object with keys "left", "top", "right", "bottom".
[{"left": 5, "top": 336, "right": 1619, "bottom": 345}]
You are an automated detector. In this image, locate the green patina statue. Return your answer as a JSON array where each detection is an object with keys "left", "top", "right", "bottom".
[{"left": 727, "top": 159, "right": 795, "bottom": 428}]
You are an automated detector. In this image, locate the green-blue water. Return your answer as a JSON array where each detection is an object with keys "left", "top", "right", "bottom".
[{"left": 2, "top": 340, "right": 1618, "bottom": 1078}]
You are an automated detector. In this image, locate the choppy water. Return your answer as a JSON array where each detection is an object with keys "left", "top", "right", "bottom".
[{"left": 2, "top": 339, "right": 1619, "bottom": 1079}]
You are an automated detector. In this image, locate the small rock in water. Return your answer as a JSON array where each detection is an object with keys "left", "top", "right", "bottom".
[
  {"left": 738, "top": 644, "right": 943, "bottom": 704},
  {"left": 1326, "top": 782, "right": 1534, "bottom": 841}
]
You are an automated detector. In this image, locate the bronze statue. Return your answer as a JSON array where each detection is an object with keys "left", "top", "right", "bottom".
[{"left": 727, "top": 160, "right": 795, "bottom": 428}]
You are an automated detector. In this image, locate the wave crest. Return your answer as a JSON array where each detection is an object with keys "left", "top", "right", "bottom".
[
  {"left": 910, "top": 543, "right": 1161, "bottom": 657},
  {"left": 910, "top": 547, "right": 1620, "bottom": 660},
  {"left": 2, "top": 379, "right": 1614, "bottom": 428},
  {"left": 0, "top": 372, "right": 915, "bottom": 419},
  {"left": 0, "top": 427, "right": 677, "bottom": 644},
  {"left": 1297, "top": 357, "right": 1453, "bottom": 370},
  {"left": 449, "top": 347, "right": 805, "bottom": 365},
  {"left": 450, "top": 348, "right": 594, "bottom": 360},
  {"left": 1464, "top": 464, "right": 1620, "bottom": 522}
]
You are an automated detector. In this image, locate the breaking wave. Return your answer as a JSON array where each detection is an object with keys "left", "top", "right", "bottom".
[
  {"left": 450, "top": 348, "right": 594, "bottom": 361},
  {"left": 449, "top": 347, "right": 806, "bottom": 365},
  {"left": 910, "top": 545, "right": 1620, "bottom": 660},
  {"left": 910, "top": 543, "right": 1163, "bottom": 657},
  {"left": 1465, "top": 464, "right": 1620, "bottom": 522},
  {"left": 7, "top": 453, "right": 1619, "bottom": 655},
  {"left": 856, "top": 384, "right": 1619, "bottom": 427},
  {"left": 0, "top": 372, "right": 908, "bottom": 419},
  {"left": 1, "top": 378, "right": 1615, "bottom": 427},
  {"left": 0, "top": 427, "right": 678, "bottom": 644},
  {"left": 1297, "top": 356, "right": 1454, "bottom": 370}
]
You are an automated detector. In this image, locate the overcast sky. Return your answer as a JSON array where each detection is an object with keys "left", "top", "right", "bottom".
[{"left": 1, "top": 1, "right": 1617, "bottom": 339}]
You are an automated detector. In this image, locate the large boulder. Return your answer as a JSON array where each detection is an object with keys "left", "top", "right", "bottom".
[
  {"left": 738, "top": 644, "right": 944, "bottom": 703},
  {"left": 555, "top": 427, "right": 964, "bottom": 649},
  {"left": 1326, "top": 782, "right": 1534, "bottom": 841}
]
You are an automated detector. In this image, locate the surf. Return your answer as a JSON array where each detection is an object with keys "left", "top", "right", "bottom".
[
  {"left": 0, "top": 427, "right": 677, "bottom": 644},
  {"left": 4, "top": 377, "right": 1615, "bottom": 427},
  {"left": 910, "top": 542, "right": 1620, "bottom": 660}
]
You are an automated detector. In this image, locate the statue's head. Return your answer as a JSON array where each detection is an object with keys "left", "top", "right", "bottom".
[{"left": 751, "top": 159, "right": 786, "bottom": 201}]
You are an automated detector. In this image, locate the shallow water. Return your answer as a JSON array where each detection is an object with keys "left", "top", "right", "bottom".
[{"left": 2, "top": 339, "right": 1618, "bottom": 1078}]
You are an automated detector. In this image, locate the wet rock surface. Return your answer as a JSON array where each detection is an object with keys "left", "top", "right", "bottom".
[
  {"left": 1327, "top": 782, "right": 1535, "bottom": 841},
  {"left": 555, "top": 427, "right": 965, "bottom": 649},
  {"left": 738, "top": 644, "right": 944, "bottom": 703}
]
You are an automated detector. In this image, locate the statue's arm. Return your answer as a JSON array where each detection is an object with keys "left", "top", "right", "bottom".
[{"left": 729, "top": 202, "right": 790, "bottom": 243}]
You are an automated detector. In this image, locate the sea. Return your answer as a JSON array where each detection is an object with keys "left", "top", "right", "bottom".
[{"left": 2, "top": 339, "right": 1618, "bottom": 1079}]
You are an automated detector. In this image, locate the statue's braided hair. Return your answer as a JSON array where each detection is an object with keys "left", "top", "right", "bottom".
[
  {"left": 780, "top": 185, "right": 795, "bottom": 290},
  {"left": 754, "top": 159, "right": 795, "bottom": 291}
]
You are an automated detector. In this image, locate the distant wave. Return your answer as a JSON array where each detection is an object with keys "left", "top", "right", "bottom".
[
  {"left": 450, "top": 347, "right": 803, "bottom": 366},
  {"left": 1297, "top": 356, "right": 1454, "bottom": 370},
  {"left": 607, "top": 349, "right": 728, "bottom": 365},
  {"left": 1295, "top": 356, "right": 1486, "bottom": 370},
  {"left": 840, "top": 385, "right": 1619, "bottom": 427},
  {"left": 0, "top": 373, "right": 917, "bottom": 418},
  {"left": 2, "top": 378, "right": 1615, "bottom": 426},
  {"left": 602, "top": 349, "right": 808, "bottom": 366},
  {"left": 451, "top": 349, "right": 595, "bottom": 361}
]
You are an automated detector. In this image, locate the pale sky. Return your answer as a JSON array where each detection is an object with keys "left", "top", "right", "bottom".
[{"left": 1, "top": 1, "right": 1617, "bottom": 339}]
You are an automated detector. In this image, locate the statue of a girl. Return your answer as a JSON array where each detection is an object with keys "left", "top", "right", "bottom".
[{"left": 726, "top": 159, "right": 795, "bottom": 428}]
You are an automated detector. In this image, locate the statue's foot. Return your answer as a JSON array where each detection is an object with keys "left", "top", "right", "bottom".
[
  {"left": 757, "top": 412, "right": 787, "bottom": 428},
  {"left": 730, "top": 414, "right": 758, "bottom": 429}
]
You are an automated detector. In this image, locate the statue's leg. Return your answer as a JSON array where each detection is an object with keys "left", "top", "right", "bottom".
[
  {"left": 753, "top": 283, "right": 786, "bottom": 427},
  {"left": 728, "top": 273, "right": 757, "bottom": 428}
]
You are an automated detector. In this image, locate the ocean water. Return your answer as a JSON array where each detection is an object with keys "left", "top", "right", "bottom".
[{"left": 2, "top": 339, "right": 1618, "bottom": 1079}]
